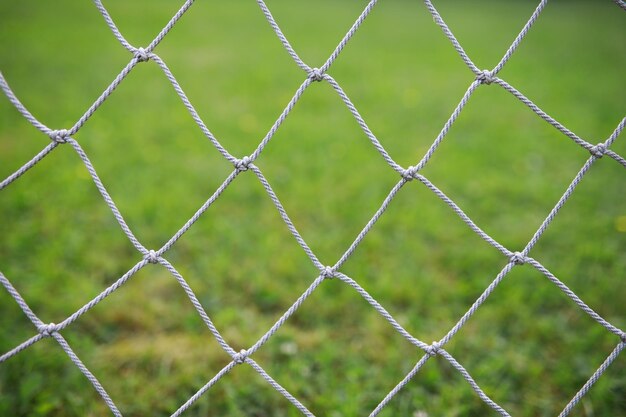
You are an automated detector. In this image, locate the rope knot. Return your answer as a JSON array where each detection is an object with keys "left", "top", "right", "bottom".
[
  {"left": 38, "top": 322, "right": 60, "bottom": 337},
  {"left": 426, "top": 341, "right": 441, "bottom": 356},
  {"left": 477, "top": 69, "right": 494, "bottom": 85},
  {"left": 234, "top": 156, "right": 251, "bottom": 172},
  {"left": 620, "top": 332, "right": 626, "bottom": 344},
  {"left": 49, "top": 129, "right": 69, "bottom": 144},
  {"left": 233, "top": 349, "right": 248, "bottom": 364},
  {"left": 510, "top": 251, "right": 526, "bottom": 265},
  {"left": 146, "top": 250, "right": 159, "bottom": 264},
  {"left": 590, "top": 143, "right": 606, "bottom": 158},
  {"left": 135, "top": 47, "right": 150, "bottom": 62},
  {"left": 309, "top": 68, "right": 324, "bottom": 82},
  {"left": 321, "top": 266, "right": 335, "bottom": 279},
  {"left": 402, "top": 165, "right": 418, "bottom": 181}
]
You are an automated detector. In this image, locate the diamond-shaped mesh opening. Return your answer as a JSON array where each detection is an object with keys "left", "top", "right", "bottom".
[
  {"left": 420, "top": 85, "right": 587, "bottom": 247},
  {"left": 257, "top": 279, "right": 421, "bottom": 416},
  {"left": 340, "top": 178, "right": 506, "bottom": 340},
  {"left": 75, "top": 63, "right": 233, "bottom": 248},
  {"left": 156, "top": 0, "right": 306, "bottom": 157},
  {"left": 63, "top": 266, "right": 233, "bottom": 417},
  {"left": 330, "top": 0, "right": 470, "bottom": 168},
  {"left": 164, "top": 172, "right": 320, "bottom": 346},
  {"left": 0, "top": 146, "right": 136, "bottom": 319},
  {"left": 259, "top": 81, "right": 400, "bottom": 262}
]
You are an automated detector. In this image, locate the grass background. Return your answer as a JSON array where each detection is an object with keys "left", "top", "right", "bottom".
[{"left": 1, "top": 0, "right": 625, "bottom": 416}]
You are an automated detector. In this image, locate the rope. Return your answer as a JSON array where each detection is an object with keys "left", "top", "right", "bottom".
[{"left": 1, "top": 0, "right": 624, "bottom": 415}]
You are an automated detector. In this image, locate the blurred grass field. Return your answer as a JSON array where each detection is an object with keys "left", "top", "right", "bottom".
[{"left": 1, "top": 0, "right": 625, "bottom": 416}]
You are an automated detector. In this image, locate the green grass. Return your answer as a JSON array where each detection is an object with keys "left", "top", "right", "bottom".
[{"left": 1, "top": 0, "right": 625, "bottom": 416}]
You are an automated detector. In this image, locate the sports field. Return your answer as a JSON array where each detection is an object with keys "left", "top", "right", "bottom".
[{"left": 0, "top": 1, "right": 624, "bottom": 416}]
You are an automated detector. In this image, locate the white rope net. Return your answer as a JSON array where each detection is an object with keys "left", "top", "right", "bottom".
[{"left": 1, "top": 0, "right": 625, "bottom": 416}]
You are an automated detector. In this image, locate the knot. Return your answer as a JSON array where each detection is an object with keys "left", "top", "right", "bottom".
[
  {"left": 38, "top": 322, "right": 60, "bottom": 337},
  {"left": 620, "top": 332, "right": 626, "bottom": 344},
  {"left": 426, "top": 341, "right": 441, "bottom": 357},
  {"left": 233, "top": 349, "right": 248, "bottom": 364},
  {"left": 234, "top": 156, "right": 251, "bottom": 172},
  {"left": 146, "top": 250, "right": 159, "bottom": 264},
  {"left": 49, "top": 129, "right": 69, "bottom": 144},
  {"left": 477, "top": 69, "right": 494, "bottom": 85},
  {"left": 321, "top": 266, "right": 335, "bottom": 279},
  {"left": 134, "top": 47, "right": 149, "bottom": 62},
  {"left": 510, "top": 251, "right": 526, "bottom": 265},
  {"left": 309, "top": 68, "right": 324, "bottom": 82},
  {"left": 590, "top": 143, "right": 606, "bottom": 158},
  {"left": 401, "top": 165, "right": 418, "bottom": 181}
]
